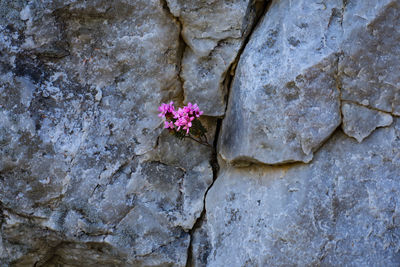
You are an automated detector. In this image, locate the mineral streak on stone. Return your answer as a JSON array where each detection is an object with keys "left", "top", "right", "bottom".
[
  {"left": 203, "top": 119, "right": 400, "bottom": 266},
  {"left": 342, "top": 102, "right": 393, "bottom": 142},
  {"left": 339, "top": 0, "right": 400, "bottom": 115},
  {"left": 219, "top": 0, "right": 342, "bottom": 165},
  {"left": 166, "top": 0, "right": 261, "bottom": 116}
]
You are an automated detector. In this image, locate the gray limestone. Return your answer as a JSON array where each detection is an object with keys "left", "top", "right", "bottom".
[
  {"left": 339, "top": 0, "right": 400, "bottom": 116},
  {"left": 1, "top": 0, "right": 400, "bottom": 266},
  {"left": 0, "top": 0, "right": 214, "bottom": 265},
  {"left": 342, "top": 102, "right": 393, "bottom": 142},
  {"left": 219, "top": 0, "right": 342, "bottom": 165},
  {"left": 166, "top": 0, "right": 261, "bottom": 116},
  {"left": 219, "top": 0, "right": 399, "bottom": 166},
  {"left": 203, "top": 119, "right": 400, "bottom": 266}
]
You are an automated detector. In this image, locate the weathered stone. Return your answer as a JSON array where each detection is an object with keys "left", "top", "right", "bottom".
[
  {"left": 189, "top": 215, "right": 212, "bottom": 267},
  {"left": 166, "top": 0, "right": 262, "bottom": 116},
  {"left": 204, "top": 119, "right": 400, "bottom": 266},
  {"left": 1, "top": 0, "right": 400, "bottom": 265},
  {"left": 0, "top": 0, "right": 214, "bottom": 265},
  {"left": 342, "top": 102, "right": 393, "bottom": 142},
  {"left": 181, "top": 40, "right": 240, "bottom": 116},
  {"left": 219, "top": 0, "right": 342, "bottom": 165},
  {"left": 339, "top": 0, "right": 400, "bottom": 115}
]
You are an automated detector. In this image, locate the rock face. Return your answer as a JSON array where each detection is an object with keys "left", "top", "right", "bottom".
[
  {"left": 219, "top": 0, "right": 400, "bottom": 165},
  {"left": 339, "top": 0, "right": 400, "bottom": 116},
  {"left": 203, "top": 119, "right": 400, "bottom": 266},
  {"left": 200, "top": 0, "right": 400, "bottom": 265},
  {"left": 1, "top": 0, "right": 400, "bottom": 266},
  {"left": 0, "top": 0, "right": 215, "bottom": 265},
  {"left": 165, "top": 0, "right": 263, "bottom": 116},
  {"left": 219, "top": 0, "right": 342, "bottom": 165}
]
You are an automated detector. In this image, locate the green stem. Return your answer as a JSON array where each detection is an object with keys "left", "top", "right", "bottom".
[{"left": 185, "top": 134, "right": 212, "bottom": 148}]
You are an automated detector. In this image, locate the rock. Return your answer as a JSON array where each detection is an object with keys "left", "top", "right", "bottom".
[
  {"left": 0, "top": 0, "right": 214, "bottom": 265},
  {"left": 219, "top": 0, "right": 400, "bottom": 166},
  {"left": 339, "top": 0, "right": 400, "bottom": 115},
  {"left": 342, "top": 102, "right": 393, "bottom": 142},
  {"left": 143, "top": 118, "right": 216, "bottom": 231},
  {"left": 166, "top": 0, "right": 262, "bottom": 116},
  {"left": 203, "top": 119, "right": 400, "bottom": 266},
  {"left": 219, "top": 0, "right": 342, "bottom": 165},
  {"left": 181, "top": 39, "right": 240, "bottom": 116},
  {"left": 1, "top": 0, "right": 400, "bottom": 265},
  {"left": 188, "top": 215, "right": 212, "bottom": 267}
]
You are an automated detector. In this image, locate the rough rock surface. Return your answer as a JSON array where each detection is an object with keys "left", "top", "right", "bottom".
[
  {"left": 339, "top": 0, "right": 400, "bottom": 116},
  {"left": 1, "top": 0, "right": 400, "bottom": 266},
  {"left": 166, "top": 0, "right": 263, "bottom": 116},
  {"left": 219, "top": 0, "right": 400, "bottom": 165},
  {"left": 342, "top": 102, "right": 393, "bottom": 142},
  {"left": 0, "top": 0, "right": 215, "bottom": 265},
  {"left": 219, "top": 0, "right": 342, "bottom": 165},
  {"left": 202, "top": 119, "right": 400, "bottom": 266}
]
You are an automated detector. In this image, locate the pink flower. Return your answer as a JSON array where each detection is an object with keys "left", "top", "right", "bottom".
[
  {"left": 173, "top": 107, "right": 186, "bottom": 119},
  {"left": 174, "top": 112, "right": 195, "bottom": 134},
  {"left": 158, "top": 101, "right": 175, "bottom": 118},
  {"left": 164, "top": 121, "right": 174, "bottom": 129},
  {"left": 159, "top": 101, "right": 203, "bottom": 135},
  {"left": 186, "top": 102, "right": 203, "bottom": 117}
]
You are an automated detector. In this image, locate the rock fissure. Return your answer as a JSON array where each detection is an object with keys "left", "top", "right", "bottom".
[
  {"left": 219, "top": 0, "right": 343, "bottom": 166},
  {"left": 2, "top": 206, "right": 47, "bottom": 221},
  {"left": 185, "top": 118, "right": 221, "bottom": 267},
  {"left": 340, "top": 99, "right": 399, "bottom": 118},
  {"left": 2, "top": 0, "right": 400, "bottom": 266},
  {"left": 185, "top": 2, "right": 272, "bottom": 265},
  {"left": 160, "top": 0, "right": 188, "bottom": 105},
  {"left": 222, "top": 0, "right": 271, "bottom": 115},
  {"left": 335, "top": 53, "right": 344, "bottom": 121}
]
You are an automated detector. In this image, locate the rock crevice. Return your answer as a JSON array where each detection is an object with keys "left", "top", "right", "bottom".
[{"left": 1, "top": 0, "right": 400, "bottom": 266}]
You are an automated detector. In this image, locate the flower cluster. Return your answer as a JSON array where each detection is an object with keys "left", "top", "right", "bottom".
[{"left": 158, "top": 101, "right": 204, "bottom": 134}]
